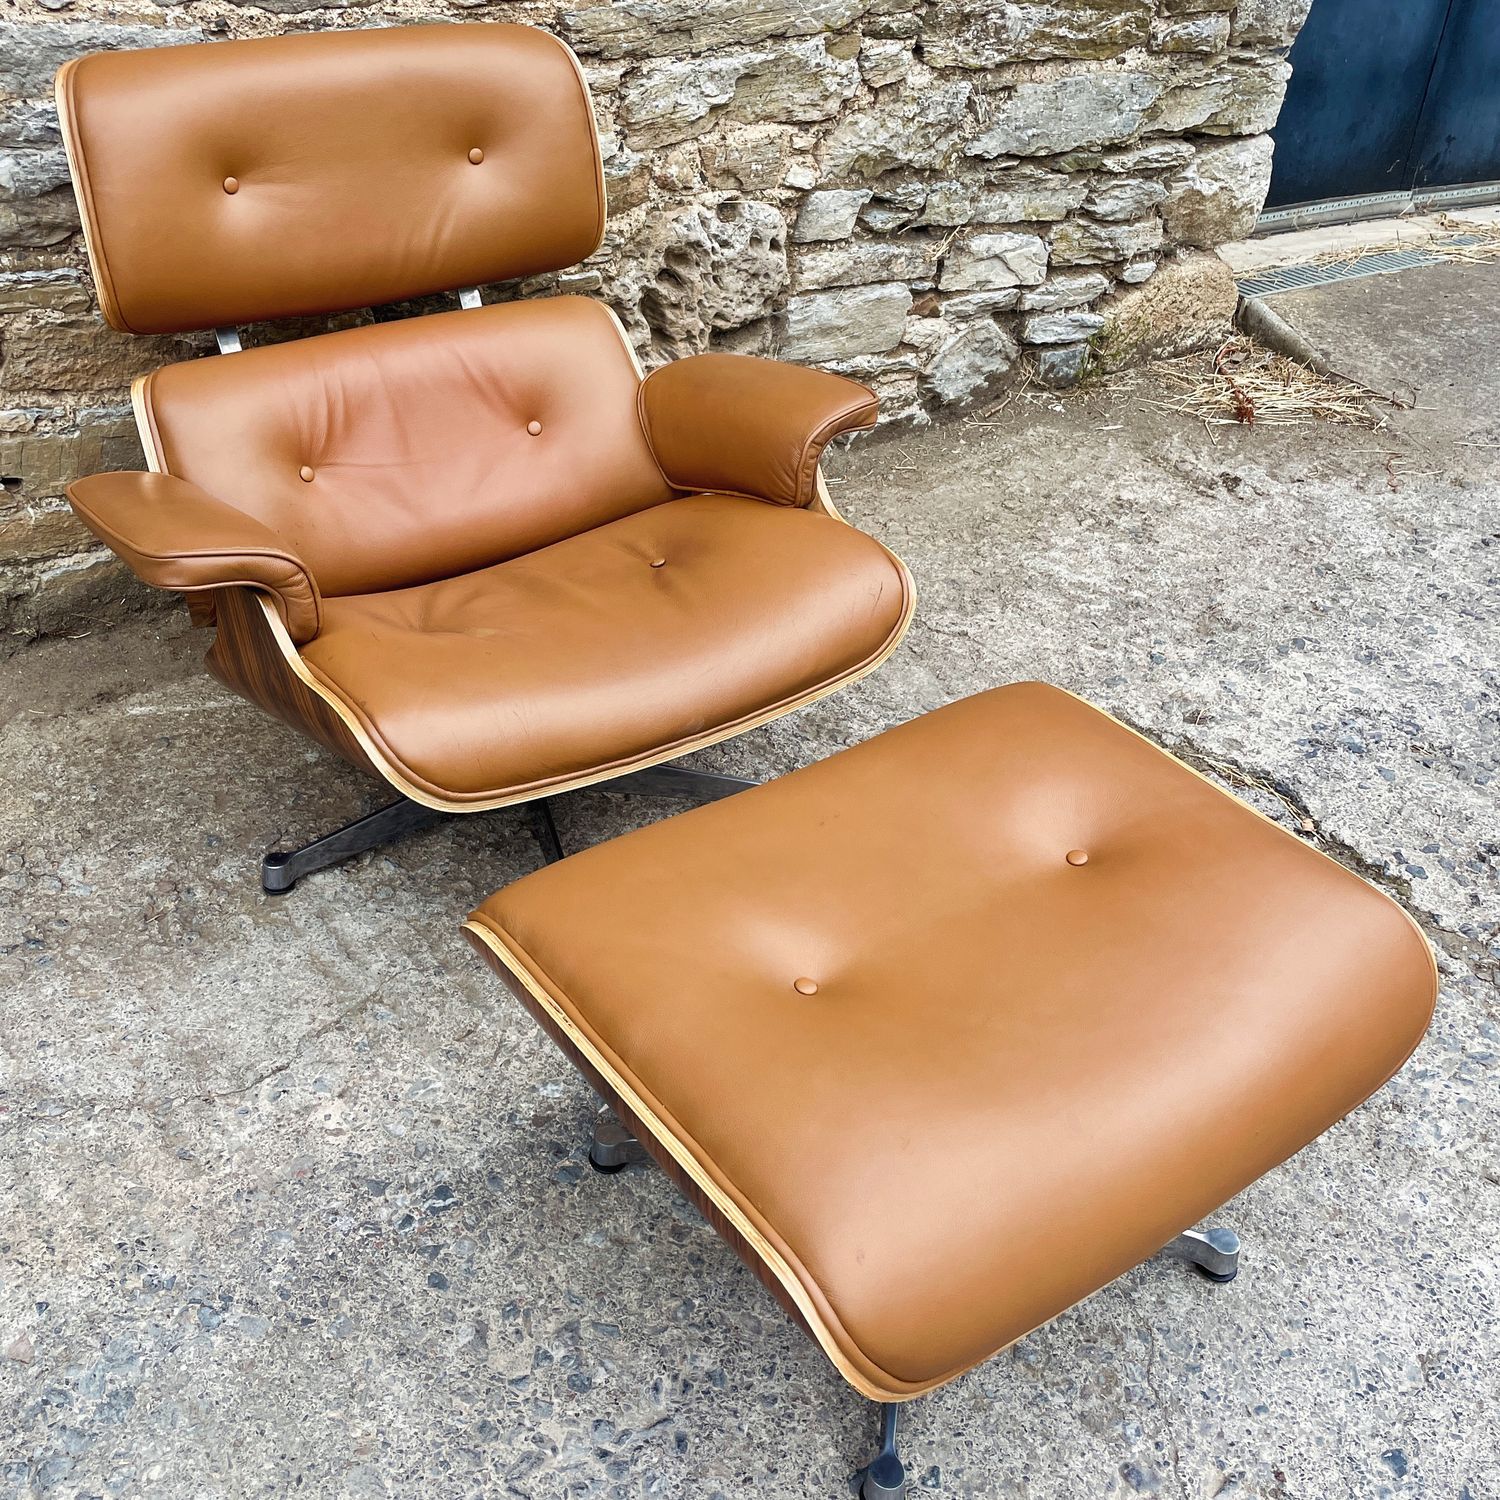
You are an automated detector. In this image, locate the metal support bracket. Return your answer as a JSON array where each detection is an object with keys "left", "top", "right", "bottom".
[
  {"left": 214, "top": 327, "right": 243, "bottom": 355},
  {"left": 457, "top": 287, "right": 482, "bottom": 310}
]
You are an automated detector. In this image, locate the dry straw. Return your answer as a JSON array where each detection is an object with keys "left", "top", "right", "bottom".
[{"left": 1141, "top": 336, "right": 1403, "bottom": 431}]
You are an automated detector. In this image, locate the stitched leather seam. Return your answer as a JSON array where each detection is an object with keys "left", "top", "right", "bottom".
[{"left": 556, "top": 37, "right": 608, "bottom": 259}]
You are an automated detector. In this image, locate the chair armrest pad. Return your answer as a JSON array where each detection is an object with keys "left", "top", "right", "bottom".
[
  {"left": 638, "top": 353, "right": 878, "bottom": 508},
  {"left": 66, "top": 471, "right": 322, "bottom": 643}
]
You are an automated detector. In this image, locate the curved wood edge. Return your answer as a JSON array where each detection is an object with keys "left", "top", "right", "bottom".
[
  {"left": 205, "top": 585, "right": 380, "bottom": 776},
  {"left": 557, "top": 37, "right": 609, "bottom": 266},
  {"left": 811, "top": 468, "right": 846, "bottom": 521},
  {"left": 464, "top": 925, "right": 817, "bottom": 1333},
  {"left": 55, "top": 60, "right": 130, "bottom": 335},
  {"left": 131, "top": 372, "right": 223, "bottom": 629},
  {"left": 461, "top": 919, "right": 927, "bottom": 1403}
]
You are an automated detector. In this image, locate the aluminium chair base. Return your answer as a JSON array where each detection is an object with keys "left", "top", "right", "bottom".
[
  {"left": 586, "top": 1106, "right": 1240, "bottom": 1499},
  {"left": 260, "top": 762, "right": 760, "bottom": 893}
]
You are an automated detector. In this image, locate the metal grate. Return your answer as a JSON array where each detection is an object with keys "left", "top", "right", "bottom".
[{"left": 1236, "top": 242, "right": 1470, "bottom": 299}]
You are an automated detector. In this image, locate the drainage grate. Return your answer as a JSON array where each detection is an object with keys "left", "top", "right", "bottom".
[{"left": 1236, "top": 242, "right": 1472, "bottom": 299}]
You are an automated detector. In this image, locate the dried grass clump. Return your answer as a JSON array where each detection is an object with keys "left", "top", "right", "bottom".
[
  {"left": 1301, "top": 214, "right": 1500, "bottom": 271},
  {"left": 1139, "top": 337, "right": 1395, "bottom": 430},
  {"left": 1428, "top": 214, "right": 1500, "bottom": 266}
]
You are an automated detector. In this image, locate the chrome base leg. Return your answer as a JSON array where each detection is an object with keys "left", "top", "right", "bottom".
[
  {"left": 860, "top": 1404, "right": 906, "bottom": 1500},
  {"left": 262, "top": 797, "right": 450, "bottom": 893},
  {"left": 260, "top": 757, "right": 751, "bottom": 893},
  {"left": 611, "top": 764, "right": 761, "bottom": 803},
  {"left": 588, "top": 1107, "right": 646, "bottom": 1174},
  {"left": 1162, "top": 1226, "right": 1241, "bottom": 1283},
  {"left": 262, "top": 791, "right": 567, "bottom": 892}
]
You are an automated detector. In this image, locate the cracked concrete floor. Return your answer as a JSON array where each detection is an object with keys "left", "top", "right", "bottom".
[{"left": 2, "top": 260, "right": 1497, "bottom": 1500}]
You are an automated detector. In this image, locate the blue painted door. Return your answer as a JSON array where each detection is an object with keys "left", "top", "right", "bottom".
[
  {"left": 1409, "top": 1, "right": 1500, "bottom": 189},
  {"left": 1267, "top": 0, "right": 1500, "bottom": 209}
]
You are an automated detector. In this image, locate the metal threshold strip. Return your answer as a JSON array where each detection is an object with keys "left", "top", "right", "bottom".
[
  {"left": 1236, "top": 235, "right": 1487, "bottom": 299},
  {"left": 1257, "top": 181, "right": 1500, "bottom": 234}
]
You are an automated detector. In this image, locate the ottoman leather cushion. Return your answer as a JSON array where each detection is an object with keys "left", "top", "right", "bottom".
[{"left": 466, "top": 683, "right": 1437, "bottom": 1400}]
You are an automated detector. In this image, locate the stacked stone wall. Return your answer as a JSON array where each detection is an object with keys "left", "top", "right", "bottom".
[{"left": 0, "top": 0, "right": 1312, "bottom": 638}]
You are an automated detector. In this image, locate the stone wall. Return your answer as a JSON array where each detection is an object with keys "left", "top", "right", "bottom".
[{"left": 0, "top": 0, "right": 1312, "bottom": 640}]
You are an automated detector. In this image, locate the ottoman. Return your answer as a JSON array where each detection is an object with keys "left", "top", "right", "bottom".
[{"left": 464, "top": 683, "right": 1436, "bottom": 1494}]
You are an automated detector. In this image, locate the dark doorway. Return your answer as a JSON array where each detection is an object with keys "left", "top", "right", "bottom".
[{"left": 1267, "top": 0, "right": 1500, "bottom": 211}]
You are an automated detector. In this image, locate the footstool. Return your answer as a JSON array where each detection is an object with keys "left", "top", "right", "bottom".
[{"left": 463, "top": 682, "right": 1436, "bottom": 1494}]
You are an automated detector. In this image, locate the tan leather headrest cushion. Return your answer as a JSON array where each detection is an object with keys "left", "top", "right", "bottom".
[{"left": 56, "top": 23, "right": 605, "bottom": 334}]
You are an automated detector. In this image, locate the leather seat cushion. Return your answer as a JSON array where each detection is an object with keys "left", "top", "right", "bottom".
[
  {"left": 301, "top": 494, "right": 911, "bottom": 800},
  {"left": 467, "top": 683, "right": 1437, "bottom": 1396}
]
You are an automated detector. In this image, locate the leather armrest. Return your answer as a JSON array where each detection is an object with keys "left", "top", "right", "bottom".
[
  {"left": 637, "top": 353, "right": 879, "bottom": 508},
  {"left": 65, "top": 471, "right": 323, "bottom": 643}
]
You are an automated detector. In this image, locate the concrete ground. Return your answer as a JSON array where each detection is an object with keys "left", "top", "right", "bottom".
[{"left": 2, "top": 260, "right": 1497, "bottom": 1500}]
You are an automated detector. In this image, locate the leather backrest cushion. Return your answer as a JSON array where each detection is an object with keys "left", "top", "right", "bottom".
[
  {"left": 138, "top": 298, "right": 675, "bottom": 596},
  {"left": 56, "top": 24, "right": 604, "bottom": 334}
]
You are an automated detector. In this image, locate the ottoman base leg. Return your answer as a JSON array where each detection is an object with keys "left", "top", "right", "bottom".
[
  {"left": 588, "top": 1107, "right": 647, "bottom": 1174},
  {"left": 1162, "top": 1226, "right": 1241, "bottom": 1283},
  {"left": 860, "top": 1403, "right": 907, "bottom": 1500}
]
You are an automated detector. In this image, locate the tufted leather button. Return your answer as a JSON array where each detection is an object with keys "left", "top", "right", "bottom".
[
  {"left": 222, "top": 176, "right": 239, "bottom": 195},
  {"left": 650, "top": 557, "right": 666, "bottom": 569},
  {"left": 526, "top": 419, "right": 543, "bottom": 436},
  {"left": 298, "top": 465, "right": 315, "bottom": 483},
  {"left": 468, "top": 147, "right": 485, "bottom": 165},
  {"left": 1065, "top": 849, "right": 1089, "bottom": 866},
  {"left": 793, "top": 977, "right": 819, "bottom": 996}
]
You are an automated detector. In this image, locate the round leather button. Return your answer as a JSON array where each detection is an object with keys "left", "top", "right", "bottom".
[
  {"left": 298, "top": 465, "right": 315, "bottom": 483},
  {"left": 650, "top": 557, "right": 666, "bottom": 569},
  {"left": 1065, "top": 849, "right": 1089, "bottom": 866},
  {"left": 468, "top": 147, "right": 485, "bottom": 165},
  {"left": 793, "top": 977, "right": 819, "bottom": 996},
  {"left": 222, "top": 176, "right": 240, "bottom": 195},
  {"left": 526, "top": 419, "right": 543, "bottom": 436}
]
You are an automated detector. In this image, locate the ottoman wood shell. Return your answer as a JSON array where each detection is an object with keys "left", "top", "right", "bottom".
[{"left": 464, "top": 683, "right": 1436, "bottom": 1413}]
